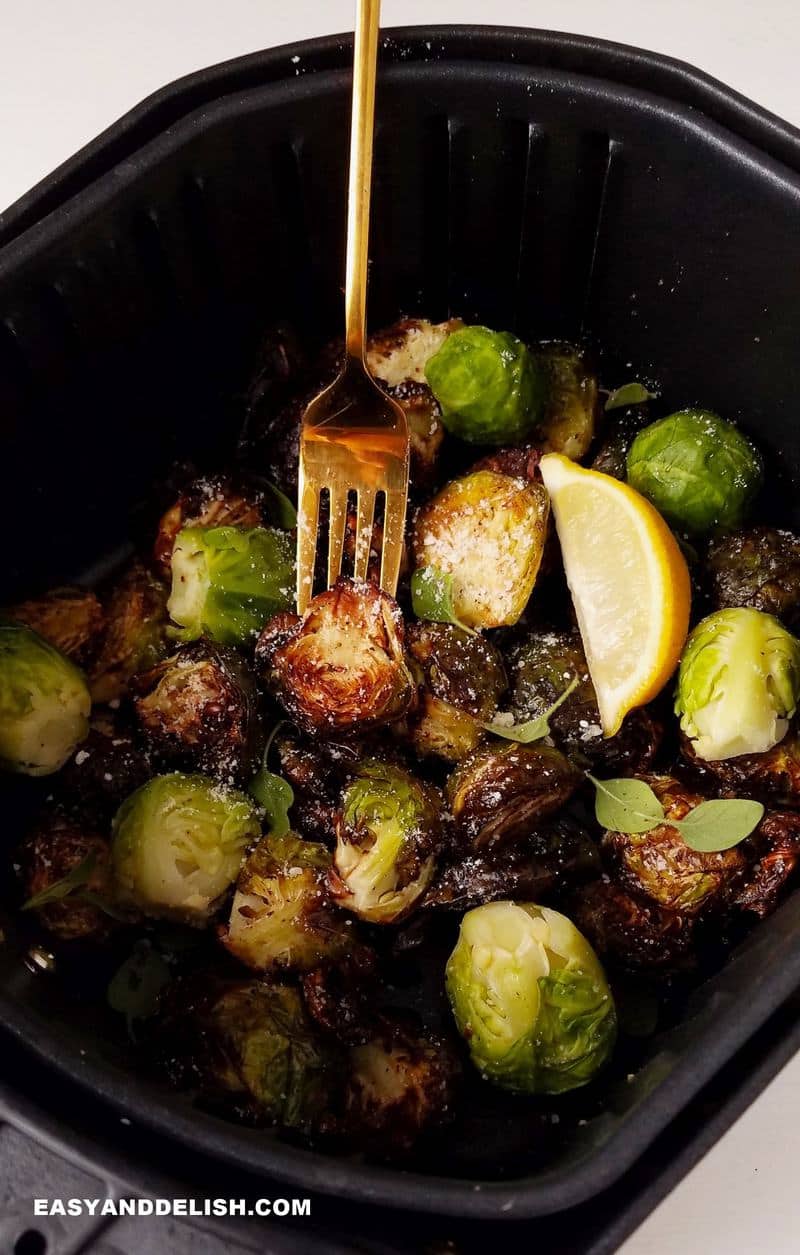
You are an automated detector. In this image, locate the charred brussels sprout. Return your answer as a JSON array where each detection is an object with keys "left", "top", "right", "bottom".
[
  {"left": 706, "top": 526, "right": 800, "bottom": 625},
  {"left": 676, "top": 609, "right": 800, "bottom": 760},
  {"left": 591, "top": 408, "right": 650, "bottom": 481},
  {"left": 19, "top": 816, "right": 114, "bottom": 941},
  {"left": 330, "top": 760, "right": 441, "bottom": 924},
  {"left": 222, "top": 832, "right": 348, "bottom": 973},
  {"left": 534, "top": 342, "right": 599, "bottom": 460},
  {"left": 302, "top": 949, "right": 378, "bottom": 1045},
  {"left": 447, "top": 743, "right": 581, "bottom": 849},
  {"left": 681, "top": 727, "right": 800, "bottom": 807},
  {"left": 570, "top": 880, "right": 696, "bottom": 973},
  {"left": 111, "top": 773, "right": 259, "bottom": 924},
  {"left": 0, "top": 621, "right": 90, "bottom": 776},
  {"left": 59, "top": 718, "right": 152, "bottom": 823},
  {"left": 89, "top": 561, "right": 168, "bottom": 704},
  {"left": 412, "top": 470, "right": 549, "bottom": 629},
  {"left": 602, "top": 775, "right": 748, "bottom": 913},
  {"left": 731, "top": 810, "right": 800, "bottom": 917},
  {"left": 8, "top": 587, "right": 104, "bottom": 665},
  {"left": 256, "top": 579, "right": 416, "bottom": 737},
  {"left": 367, "top": 317, "right": 462, "bottom": 387},
  {"left": 405, "top": 623, "right": 507, "bottom": 762},
  {"left": 384, "top": 380, "right": 445, "bottom": 495},
  {"left": 626, "top": 410, "right": 762, "bottom": 535},
  {"left": 446, "top": 902, "right": 616, "bottom": 1094},
  {"left": 153, "top": 474, "right": 265, "bottom": 578},
  {"left": 425, "top": 325, "right": 543, "bottom": 445},
  {"left": 169, "top": 526, "right": 294, "bottom": 648},
  {"left": 132, "top": 641, "right": 261, "bottom": 783}
]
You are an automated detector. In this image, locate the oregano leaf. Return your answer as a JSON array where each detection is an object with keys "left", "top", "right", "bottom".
[
  {"left": 410, "top": 566, "right": 476, "bottom": 635},
  {"left": 248, "top": 722, "right": 294, "bottom": 836},
  {"left": 483, "top": 676, "right": 580, "bottom": 743},
  {"left": 674, "top": 798, "right": 764, "bottom": 852},
  {"left": 21, "top": 850, "right": 98, "bottom": 912},
  {"left": 107, "top": 940, "right": 171, "bottom": 1037},
  {"left": 587, "top": 775, "right": 666, "bottom": 834},
  {"left": 604, "top": 382, "right": 657, "bottom": 412},
  {"left": 263, "top": 481, "right": 297, "bottom": 529}
]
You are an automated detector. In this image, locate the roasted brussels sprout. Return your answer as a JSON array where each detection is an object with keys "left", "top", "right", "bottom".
[
  {"left": 681, "top": 727, "right": 800, "bottom": 807},
  {"left": 626, "top": 409, "right": 763, "bottom": 535},
  {"left": 676, "top": 608, "right": 800, "bottom": 760},
  {"left": 19, "top": 815, "right": 114, "bottom": 941},
  {"left": 132, "top": 641, "right": 261, "bottom": 783},
  {"left": 731, "top": 810, "right": 800, "bottom": 917},
  {"left": 273, "top": 731, "right": 366, "bottom": 843},
  {"left": 343, "top": 1014, "right": 460, "bottom": 1151},
  {"left": 425, "top": 325, "right": 543, "bottom": 445},
  {"left": 58, "top": 717, "right": 152, "bottom": 823},
  {"left": 412, "top": 469, "right": 549, "bottom": 629},
  {"left": 591, "top": 408, "right": 650, "bottom": 481},
  {"left": 447, "top": 742, "right": 581, "bottom": 849},
  {"left": 8, "top": 587, "right": 104, "bottom": 665},
  {"left": 222, "top": 832, "right": 348, "bottom": 973},
  {"left": 706, "top": 526, "right": 800, "bottom": 625},
  {"left": 111, "top": 773, "right": 260, "bottom": 924},
  {"left": 404, "top": 622, "right": 507, "bottom": 762},
  {"left": 256, "top": 579, "right": 416, "bottom": 737},
  {"left": 366, "top": 317, "right": 462, "bottom": 387},
  {"left": 330, "top": 760, "right": 441, "bottom": 924},
  {"left": 0, "top": 621, "right": 90, "bottom": 776},
  {"left": 302, "top": 948, "right": 378, "bottom": 1045},
  {"left": 153, "top": 474, "right": 265, "bottom": 578},
  {"left": 446, "top": 902, "right": 616, "bottom": 1094},
  {"left": 89, "top": 561, "right": 168, "bottom": 704},
  {"left": 510, "top": 628, "right": 661, "bottom": 773},
  {"left": 384, "top": 380, "right": 445, "bottom": 494},
  {"left": 534, "top": 342, "right": 599, "bottom": 460},
  {"left": 570, "top": 880, "right": 696, "bottom": 973},
  {"left": 601, "top": 775, "right": 748, "bottom": 913},
  {"left": 168, "top": 525, "right": 294, "bottom": 648}
]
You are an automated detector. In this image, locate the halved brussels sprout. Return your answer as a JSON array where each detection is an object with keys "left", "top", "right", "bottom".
[
  {"left": 706, "top": 525, "right": 800, "bottom": 626},
  {"left": 168, "top": 525, "right": 294, "bottom": 648},
  {"left": 681, "top": 727, "right": 800, "bottom": 808},
  {"left": 626, "top": 409, "right": 763, "bottom": 535},
  {"left": 8, "top": 587, "right": 104, "bottom": 665},
  {"left": 570, "top": 880, "right": 696, "bottom": 973},
  {"left": 534, "top": 342, "right": 599, "bottom": 460},
  {"left": 425, "top": 325, "right": 543, "bottom": 445},
  {"left": 0, "top": 621, "right": 90, "bottom": 776},
  {"left": 89, "top": 561, "right": 169, "bottom": 704},
  {"left": 19, "top": 815, "right": 114, "bottom": 941},
  {"left": 385, "top": 380, "right": 445, "bottom": 495},
  {"left": 256, "top": 579, "right": 416, "bottom": 737},
  {"left": 412, "top": 470, "right": 549, "bottom": 629},
  {"left": 731, "top": 809, "right": 800, "bottom": 917},
  {"left": 601, "top": 775, "right": 748, "bottom": 913},
  {"left": 447, "top": 742, "right": 581, "bottom": 849},
  {"left": 404, "top": 622, "right": 507, "bottom": 762},
  {"left": 330, "top": 760, "right": 441, "bottom": 923},
  {"left": 302, "top": 949, "right": 378, "bottom": 1045},
  {"left": 446, "top": 902, "right": 616, "bottom": 1094},
  {"left": 132, "top": 640, "right": 261, "bottom": 783},
  {"left": 153, "top": 474, "right": 265, "bottom": 578},
  {"left": 222, "top": 832, "right": 348, "bottom": 973},
  {"left": 367, "top": 317, "right": 462, "bottom": 388},
  {"left": 111, "top": 772, "right": 260, "bottom": 924},
  {"left": 676, "top": 608, "right": 800, "bottom": 760}
]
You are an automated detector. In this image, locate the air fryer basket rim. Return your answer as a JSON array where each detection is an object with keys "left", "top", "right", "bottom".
[{"left": 3, "top": 24, "right": 800, "bottom": 1221}]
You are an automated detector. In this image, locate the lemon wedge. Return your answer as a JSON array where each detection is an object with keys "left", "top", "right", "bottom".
[{"left": 539, "top": 453, "right": 691, "bottom": 735}]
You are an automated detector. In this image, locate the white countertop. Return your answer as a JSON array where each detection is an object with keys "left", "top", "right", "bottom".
[{"left": 2, "top": 3, "right": 800, "bottom": 1251}]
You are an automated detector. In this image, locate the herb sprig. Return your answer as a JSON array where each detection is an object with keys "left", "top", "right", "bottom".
[{"left": 587, "top": 775, "right": 764, "bottom": 852}]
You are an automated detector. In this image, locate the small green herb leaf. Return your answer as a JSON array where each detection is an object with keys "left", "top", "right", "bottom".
[
  {"left": 263, "top": 481, "right": 298, "bottom": 529},
  {"left": 674, "top": 798, "right": 765, "bottom": 852},
  {"left": 604, "top": 382, "right": 657, "bottom": 412},
  {"left": 587, "top": 775, "right": 666, "bottom": 834},
  {"left": 21, "top": 851, "right": 98, "bottom": 912},
  {"left": 410, "top": 567, "right": 476, "bottom": 635},
  {"left": 248, "top": 725, "right": 294, "bottom": 836},
  {"left": 107, "top": 940, "right": 171, "bottom": 1036},
  {"left": 483, "top": 676, "right": 580, "bottom": 743}
]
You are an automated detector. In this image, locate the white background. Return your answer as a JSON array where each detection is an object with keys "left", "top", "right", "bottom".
[{"left": 2, "top": 2, "right": 800, "bottom": 1252}]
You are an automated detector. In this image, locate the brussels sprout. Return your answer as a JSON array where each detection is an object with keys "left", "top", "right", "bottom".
[
  {"left": 8, "top": 587, "right": 104, "bottom": 665},
  {"left": 681, "top": 727, "right": 800, "bottom": 807},
  {"left": 570, "top": 880, "right": 696, "bottom": 973},
  {"left": 731, "top": 810, "right": 800, "bottom": 917},
  {"left": 367, "top": 316, "right": 463, "bottom": 388},
  {"left": 0, "top": 621, "right": 90, "bottom": 776},
  {"left": 404, "top": 622, "right": 507, "bottom": 762},
  {"left": 154, "top": 474, "right": 266, "bottom": 578},
  {"left": 59, "top": 717, "right": 152, "bottom": 824},
  {"left": 425, "top": 325, "right": 544, "bottom": 445},
  {"left": 601, "top": 775, "right": 748, "bottom": 913},
  {"left": 168, "top": 525, "right": 294, "bottom": 648},
  {"left": 446, "top": 902, "right": 616, "bottom": 1094},
  {"left": 591, "top": 408, "right": 651, "bottom": 481},
  {"left": 19, "top": 815, "right": 114, "bottom": 941},
  {"left": 89, "top": 561, "right": 169, "bottom": 704},
  {"left": 447, "top": 742, "right": 581, "bottom": 849},
  {"left": 302, "top": 948, "right": 378, "bottom": 1045},
  {"left": 626, "top": 409, "right": 763, "bottom": 535},
  {"left": 534, "top": 342, "right": 599, "bottom": 460},
  {"left": 330, "top": 760, "right": 441, "bottom": 924},
  {"left": 412, "top": 470, "right": 549, "bottom": 629},
  {"left": 222, "top": 832, "right": 348, "bottom": 973},
  {"left": 676, "top": 608, "right": 800, "bottom": 760},
  {"left": 344, "top": 1014, "right": 460, "bottom": 1151},
  {"left": 706, "top": 526, "right": 800, "bottom": 626},
  {"left": 256, "top": 579, "right": 416, "bottom": 737},
  {"left": 111, "top": 773, "right": 260, "bottom": 924},
  {"left": 385, "top": 380, "right": 445, "bottom": 495},
  {"left": 273, "top": 731, "right": 366, "bottom": 843},
  {"left": 132, "top": 640, "right": 261, "bottom": 783}
]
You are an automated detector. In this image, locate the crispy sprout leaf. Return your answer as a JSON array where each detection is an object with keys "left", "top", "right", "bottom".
[
  {"left": 483, "top": 676, "right": 579, "bottom": 742},
  {"left": 107, "top": 939, "right": 171, "bottom": 1035},
  {"left": 410, "top": 567, "right": 476, "bottom": 635},
  {"left": 21, "top": 851, "right": 98, "bottom": 912},
  {"left": 674, "top": 798, "right": 765, "bottom": 852},
  {"left": 604, "top": 382, "right": 657, "bottom": 412}
]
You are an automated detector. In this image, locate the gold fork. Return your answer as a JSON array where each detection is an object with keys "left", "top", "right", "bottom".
[{"left": 295, "top": 0, "right": 410, "bottom": 613}]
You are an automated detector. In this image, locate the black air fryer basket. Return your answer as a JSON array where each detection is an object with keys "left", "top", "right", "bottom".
[{"left": 2, "top": 26, "right": 800, "bottom": 1222}]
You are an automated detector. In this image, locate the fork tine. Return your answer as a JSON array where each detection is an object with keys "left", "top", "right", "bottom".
[
  {"left": 327, "top": 484, "right": 349, "bottom": 589},
  {"left": 380, "top": 488, "right": 407, "bottom": 597},
  {"left": 352, "top": 486, "right": 377, "bottom": 584},
  {"left": 296, "top": 475, "right": 321, "bottom": 614}
]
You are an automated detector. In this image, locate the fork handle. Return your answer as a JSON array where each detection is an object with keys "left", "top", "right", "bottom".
[{"left": 344, "top": 0, "right": 380, "bottom": 363}]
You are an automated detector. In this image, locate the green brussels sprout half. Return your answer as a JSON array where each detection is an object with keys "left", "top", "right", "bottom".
[
  {"left": 446, "top": 901, "right": 616, "bottom": 1094},
  {"left": 111, "top": 772, "right": 260, "bottom": 923},
  {"left": 331, "top": 760, "right": 441, "bottom": 923},
  {"left": 626, "top": 409, "right": 763, "bottom": 535},
  {"left": 425, "top": 325, "right": 544, "bottom": 445},
  {"left": 168, "top": 525, "right": 294, "bottom": 648},
  {"left": 0, "top": 621, "right": 90, "bottom": 776},
  {"left": 676, "top": 608, "right": 800, "bottom": 761}
]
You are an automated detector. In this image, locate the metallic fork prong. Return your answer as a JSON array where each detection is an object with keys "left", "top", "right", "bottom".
[
  {"left": 296, "top": 476, "right": 321, "bottom": 615},
  {"left": 380, "top": 489, "right": 408, "bottom": 596},
  {"left": 352, "top": 487, "right": 377, "bottom": 584},
  {"left": 327, "top": 485, "right": 350, "bottom": 588}
]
